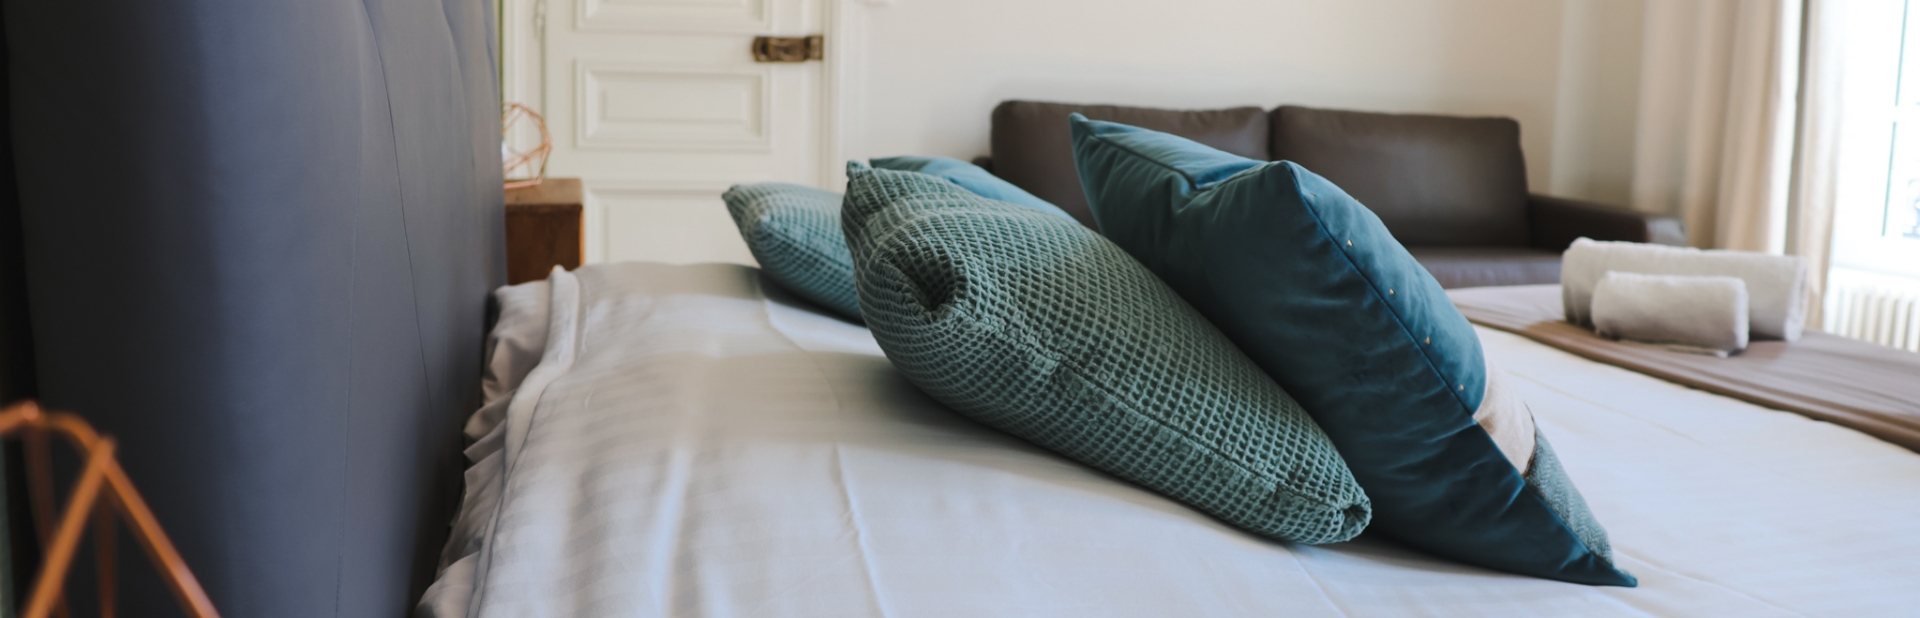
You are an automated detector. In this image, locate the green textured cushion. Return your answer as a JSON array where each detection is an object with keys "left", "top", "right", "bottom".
[
  {"left": 722, "top": 183, "right": 862, "bottom": 319},
  {"left": 724, "top": 176, "right": 1075, "bottom": 321},
  {"left": 841, "top": 161, "right": 1371, "bottom": 545},
  {"left": 869, "top": 155, "right": 1075, "bottom": 219},
  {"left": 1072, "top": 115, "right": 1633, "bottom": 586}
]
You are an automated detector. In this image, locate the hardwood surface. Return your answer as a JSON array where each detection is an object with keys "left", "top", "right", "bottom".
[{"left": 505, "top": 178, "right": 583, "bottom": 285}]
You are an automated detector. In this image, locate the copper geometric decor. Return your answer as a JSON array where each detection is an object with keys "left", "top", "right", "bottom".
[
  {"left": 502, "top": 102, "right": 553, "bottom": 191},
  {"left": 1, "top": 401, "right": 219, "bottom": 618}
]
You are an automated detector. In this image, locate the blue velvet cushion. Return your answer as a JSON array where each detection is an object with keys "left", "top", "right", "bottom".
[
  {"left": 841, "top": 161, "right": 1372, "bottom": 545},
  {"left": 870, "top": 155, "right": 1074, "bottom": 219},
  {"left": 1071, "top": 114, "right": 1634, "bottom": 586}
]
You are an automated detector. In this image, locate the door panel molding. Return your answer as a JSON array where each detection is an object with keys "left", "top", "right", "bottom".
[
  {"left": 577, "top": 0, "right": 774, "bottom": 34},
  {"left": 575, "top": 62, "right": 774, "bottom": 152},
  {"left": 583, "top": 182, "right": 754, "bottom": 264}
]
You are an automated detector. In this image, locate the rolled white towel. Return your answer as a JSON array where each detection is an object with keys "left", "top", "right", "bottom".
[
  {"left": 1561, "top": 238, "right": 1808, "bottom": 340},
  {"left": 1591, "top": 272, "right": 1750, "bottom": 356}
]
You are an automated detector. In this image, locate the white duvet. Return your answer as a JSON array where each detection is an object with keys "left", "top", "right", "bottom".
[{"left": 421, "top": 262, "right": 1920, "bottom": 618}]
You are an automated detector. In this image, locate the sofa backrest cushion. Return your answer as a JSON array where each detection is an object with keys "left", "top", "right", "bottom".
[
  {"left": 990, "top": 100, "right": 1268, "bottom": 229},
  {"left": 1269, "top": 105, "right": 1529, "bottom": 246}
]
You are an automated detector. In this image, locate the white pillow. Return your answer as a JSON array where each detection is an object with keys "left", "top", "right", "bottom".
[{"left": 470, "top": 279, "right": 550, "bottom": 440}]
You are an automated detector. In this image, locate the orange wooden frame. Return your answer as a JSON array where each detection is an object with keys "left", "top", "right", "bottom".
[{"left": 0, "top": 400, "right": 219, "bottom": 618}]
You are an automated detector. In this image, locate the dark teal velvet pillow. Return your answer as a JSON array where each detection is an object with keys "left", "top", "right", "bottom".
[
  {"left": 841, "top": 161, "right": 1372, "bottom": 545},
  {"left": 722, "top": 183, "right": 863, "bottom": 319},
  {"left": 1071, "top": 115, "right": 1635, "bottom": 586},
  {"left": 869, "top": 155, "right": 1074, "bottom": 219}
]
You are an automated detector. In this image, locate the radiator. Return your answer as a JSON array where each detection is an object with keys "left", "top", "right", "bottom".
[{"left": 1824, "top": 268, "right": 1920, "bottom": 352}]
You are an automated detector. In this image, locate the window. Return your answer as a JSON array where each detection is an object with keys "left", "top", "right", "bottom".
[
  {"left": 1832, "top": 0, "right": 1920, "bottom": 278},
  {"left": 1886, "top": 2, "right": 1920, "bottom": 239}
]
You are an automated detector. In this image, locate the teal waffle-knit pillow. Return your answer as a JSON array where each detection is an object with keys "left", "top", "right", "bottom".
[
  {"left": 725, "top": 175, "right": 1074, "bottom": 321},
  {"left": 723, "top": 183, "right": 863, "bottom": 319},
  {"left": 870, "top": 155, "right": 1075, "bottom": 219},
  {"left": 1071, "top": 115, "right": 1633, "bottom": 586},
  {"left": 841, "top": 161, "right": 1371, "bottom": 545}
]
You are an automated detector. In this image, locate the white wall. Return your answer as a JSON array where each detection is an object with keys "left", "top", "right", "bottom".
[
  {"left": 1549, "top": 0, "right": 1645, "bottom": 205},
  {"left": 847, "top": 0, "right": 1645, "bottom": 203}
]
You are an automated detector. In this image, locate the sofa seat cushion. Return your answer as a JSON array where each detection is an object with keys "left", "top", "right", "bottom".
[
  {"left": 990, "top": 101, "right": 1269, "bottom": 229},
  {"left": 1407, "top": 246, "right": 1562, "bottom": 289}
]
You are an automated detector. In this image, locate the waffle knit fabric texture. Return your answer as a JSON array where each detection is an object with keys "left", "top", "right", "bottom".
[
  {"left": 1070, "top": 114, "right": 1632, "bottom": 586},
  {"left": 725, "top": 176, "right": 1076, "bottom": 321},
  {"left": 840, "top": 161, "right": 1371, "bottom": 545},
  {"left": 869, "top": 155, "right": 1076, "bottom": 219},
  {"left": 723, "top": 183, "right": 864, "bottom": 320}
]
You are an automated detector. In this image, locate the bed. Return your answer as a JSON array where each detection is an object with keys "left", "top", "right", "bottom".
[{"left": 419, "top": 261, "right": 1920, "bottom": 617}]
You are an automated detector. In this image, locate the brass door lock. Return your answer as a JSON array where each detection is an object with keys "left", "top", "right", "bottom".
[{"left": 751, "top": 35, "right": 823, "bottom": 62}]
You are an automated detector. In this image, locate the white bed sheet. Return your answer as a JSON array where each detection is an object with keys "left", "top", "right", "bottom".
[{"left": 421, "top": 262, "right": 1920, "bottom": 618}]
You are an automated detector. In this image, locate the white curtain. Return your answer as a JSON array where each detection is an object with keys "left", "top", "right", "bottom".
[
  {"left": 1629, "top": 0, "right": 1802, "bottom": 253},
  {"left": 1787, "top": 0, "right": 1847, "bottom": 325}
]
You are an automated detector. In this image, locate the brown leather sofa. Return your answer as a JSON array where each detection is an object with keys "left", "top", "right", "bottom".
[{"left": 977, "top": 101, "right": 1686, "bottom": 288}]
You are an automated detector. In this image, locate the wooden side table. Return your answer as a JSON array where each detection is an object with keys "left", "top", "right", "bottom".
[{"left": 505, "top": 178, "right": 584, "bottom": 285}]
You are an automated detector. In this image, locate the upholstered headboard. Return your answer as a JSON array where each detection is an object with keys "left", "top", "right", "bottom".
[{"left": 5, "top": 0, "right": 502, "bottom": 614}]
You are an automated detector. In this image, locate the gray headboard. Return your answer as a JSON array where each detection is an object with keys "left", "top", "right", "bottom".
[{"left": 4, "top": 0, "right": 503, "bottom": 614}]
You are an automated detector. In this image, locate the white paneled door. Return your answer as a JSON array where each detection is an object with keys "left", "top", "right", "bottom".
[{"left": 506, "top": 0, "right": 849, "bottom": 264}]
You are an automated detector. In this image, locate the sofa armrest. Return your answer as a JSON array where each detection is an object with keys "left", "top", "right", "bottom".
[{"left": 1527, "top": 194, "right": 1686, "bottom": 252}]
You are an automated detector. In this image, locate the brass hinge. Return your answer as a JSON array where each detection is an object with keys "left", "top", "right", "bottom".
[{"left": 751, "top": 35, "right": 823, "bottom": 62}]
